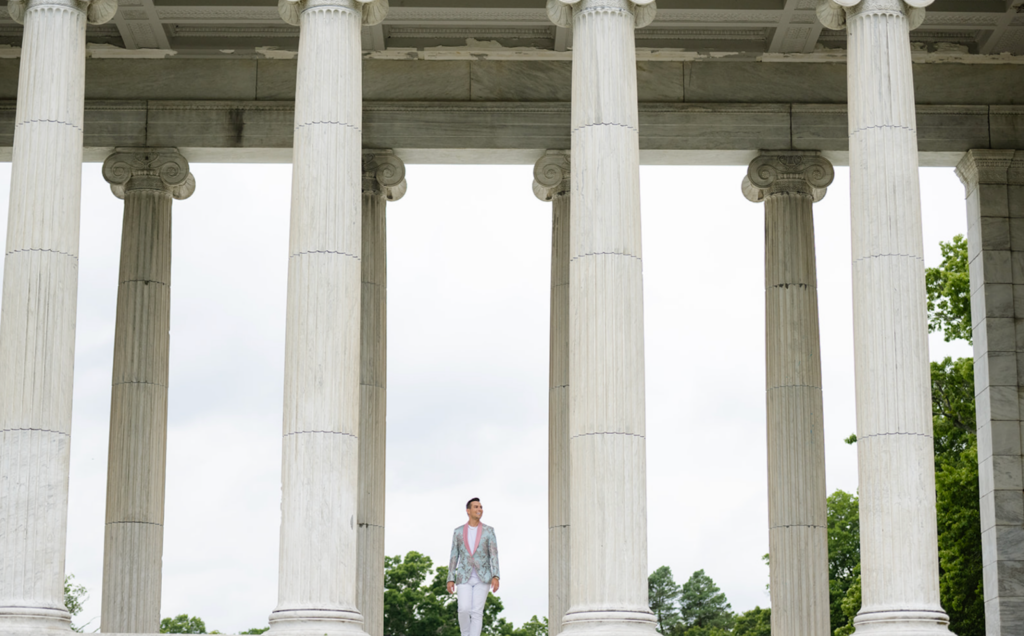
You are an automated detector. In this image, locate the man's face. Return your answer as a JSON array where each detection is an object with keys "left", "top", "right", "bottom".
[{"left": 467, "top": 500, "right": 483, "bottom": 521}]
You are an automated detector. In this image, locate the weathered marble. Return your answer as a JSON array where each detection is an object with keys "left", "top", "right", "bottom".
[
  {"left": 548, "top": 3, "right": 659, "bottom": 636},
  {"left": 534, "top": 150, "right": 571, "bottom": 636},
  {"left": 356, "top": 150, "right": 405, "bottom": 636},
  {"left": 818, "top": 1, "right": 953, "bottom": 634},
  {"left": 955, "top": 148, "right": 1024, "bottom": 636},
  {"left": 99, "top": 148, "right": 194, "bottom": 635},
  {"left": 743, "top": 152, "right": 833, "bottom": 636},
  {"left": 269, "top": 0, "right": 388, "bottom": 633},
  {"left": 0, "top": 0, "right": 115, "bottom": 630}
]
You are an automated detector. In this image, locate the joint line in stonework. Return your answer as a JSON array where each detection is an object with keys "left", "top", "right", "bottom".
[
  {"left": 858, "top": 431, "right": 934, "bottom": 440},
  {"left": 571, "top": 431, "right": 645, "bottom": 439},
  {"left": 768, "top": 283, "right": 813, "bottom": 289},
  {"left": 571, "top": 122, "right": 638, "bottom": 134},
  {"left": 770, "top": 524, "right": 825, "bottom": 530},
  {"left": 14, "top": 119, "right": 82, "bottom": 132},
  {"left": 283, "top": 430, "right": 358, "bottom": 438},
  {"left": 122, "top": 279, "right": 169, "bottom": 287},
  {"left": 107, "top": 520, "right": 163, "bottom": 527},
  {"left": 549, "top": 524, "right": 569, "bottom": 529},
  {"left": 291, "top": 249, "right": 361, "bottom": 260},
  {"left": 570, "top": 251, "right": 641, "bottom": 262},
  {"left": 552, "top": 384, "right": 569, "bottom": 389},
  {"left": 294, "top": 121, "right": 362, "bottom": 133},
  {"left": 849, "top": 124, "right": 916, "bottom": 136},
  {"left": 852, "top": 253, "right": 924, "bottom": 264},
  {"left": 359, "top": 522, "right": 385, "bottom": 529},
  {"left": 113, "top": 380, "right": 169, "bottom": 389},
  {"left": 0, "top": 427, "right": 69, "bottom": 436},
  {"left": 360, "top": 382, "right": 386, "bottom": 390},
  {"left": 6, "top": 248, "right": 78, "bottom": 259},
  {"left": 767, "top": 384, "right": 822, "bottom": 390}
]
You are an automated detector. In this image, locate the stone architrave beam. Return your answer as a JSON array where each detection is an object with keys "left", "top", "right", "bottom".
[
  {"left": 743, "top": 151, "right": 833, "bottom": 636},
  {"left": 0, "top": 0, "right": 117, "bottom": 631},
  {"left": 534, "top": 149, "right": 571, "bottom": 636},
  {"left": 356, "top": 149, "right": 405, "bottom": 636},
  {"left": 100, "top": 148, "right": 195, "bottom": 635}
]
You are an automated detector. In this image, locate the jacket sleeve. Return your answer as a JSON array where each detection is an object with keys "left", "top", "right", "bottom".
[
  {"left": 488, "top": 528, "right": 500, "bottom": 580},
  {"left": 447, "top": 530, "right": 459, "bottom": 582}
]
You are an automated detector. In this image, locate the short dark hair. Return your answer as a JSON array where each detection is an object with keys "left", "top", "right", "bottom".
[{"left": 466, "top": 497, "right": 481, "bottom": 509}]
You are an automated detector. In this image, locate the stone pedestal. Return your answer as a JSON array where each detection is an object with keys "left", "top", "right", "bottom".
[
  {"left": 356, "top": 150, "right": 405, "bottom": 636},
  {"left": 0, "top": 0, "right": 116, "bottom": 630},
  {"left": 743, "top": 152, "right": 833, "bottom": 636},
  {"left": 955, "top": 149, "right": 1024, "bottom": 636},
  {"left": 99, "top": 148, "right": 195, "bottom": 634},
  {"left": 818, "top": 1, "right": 952, "bottom": 634},
  {"left": 546, "top": 2, "right": 658, "bottom": 636},
  {"left": 534, "top": 150, "right": 571, "bottom": 636},
  {"left": 269, "top": 0, "right": 387, "bottom": 633}
]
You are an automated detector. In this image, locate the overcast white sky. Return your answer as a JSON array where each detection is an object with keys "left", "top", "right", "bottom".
[{"left": 0, "top": 162, "right": 972, "bottom": 633}]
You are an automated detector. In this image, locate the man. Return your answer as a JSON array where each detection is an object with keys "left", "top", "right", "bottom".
[{"left": 447, "top": 498, "right": 500, "bottom": 636}]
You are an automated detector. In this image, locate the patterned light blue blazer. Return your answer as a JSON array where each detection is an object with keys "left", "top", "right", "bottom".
[{"left": 447, "top": 523, "right": 500, "bottom": 585}]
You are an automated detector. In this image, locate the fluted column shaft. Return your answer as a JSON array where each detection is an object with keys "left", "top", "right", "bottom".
[
  {"left": 824, "top": 0, "right": 952, "bottom": 633},
  {"left": 99, "top": 149, "right": 194, "bottom": 634},
  {"left": 744, "top": 152, "right": 833, "bottom": 636},
  {"left": 356, "top": 151, "right": 405, "bottom": 636},
  {"left": 0, "top": 0, "right": 112, "bottom": 629},
  {"left": 271, "top": 0, "right": 381, "bottom": 632},
  {"left": 553, "top": 2, "right": 658, "bottom": 635},
  {"left": 535, "top": 151, "right": 571, "bottom": 636}
]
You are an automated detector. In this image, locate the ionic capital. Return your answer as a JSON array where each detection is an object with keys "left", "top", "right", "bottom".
[
  {"left": 816, "top": 0, "right": 932, "bottom": 31},
  {"left": 362, "top": 150, "right": 407, "bottom": 202},
  {"left": 742, "top": 152, "right": 834, "bottom": 203},
  {"left": 278, "top": 0, "right": 387, "bottom": 27},
  {"left": 533, "top": 150, "right": 571, "bottom": 202},
  {"left": 102, "top": 148, "right": 195, "bottom": 200},
  {"left": 7, "top": 0, "right": 117, "bottom": 24},
  {"left": 547, "top": 0, "right": 656, "bottom": 30}
]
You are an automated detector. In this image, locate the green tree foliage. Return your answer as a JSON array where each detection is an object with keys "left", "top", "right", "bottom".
[
  {"left": 382, "top": 551, "right": 534, "bottom": 636},
  {"left": 64, "top": 574, "right": 90, "bottom": 633},
  {"left": 826, "top": 490, "right": 860, "bottom": 634},
  {"left": 926, "top": 235, "right": 984, "bottom": 636},
  {"left": 925, "top": 234, "right": 971, "bottom": 344},
  {"left": 648, "top": 566, "right": 682, "bottom": 635},
  {"left": 239, "top": 628, "right": 269, "bottom": 634},
  {"left": 730, "top": 607, "right": 770, "bottom": 636},
  {"left": 160, "top": 614, "right": 208, "bottom": 634},
  {"left": 677, "top": 570, "right": 733, "bottom": 634},
  {"left": 833, "top": 565, "right": 861, "bottom": 636}
]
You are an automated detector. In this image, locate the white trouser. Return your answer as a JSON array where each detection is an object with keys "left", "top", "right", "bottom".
[{"left": 457, "top": 580, "right": 489, "bottom": 636}]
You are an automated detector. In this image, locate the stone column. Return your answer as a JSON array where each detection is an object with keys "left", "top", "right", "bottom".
[
  {"left": 356, "top": 150, "right": 405, "bottom": 636},
  {"left": 742, "top": 152, "right": 833, "bottom": 636},
  {"left": 99, "top": 148, "right": 195, "bottom": 634},
  {"left": 270, "top": 0, "right": 387, "bottom": 632},
  {"left": 817, "top": 1, "right": 952, "bottom": 634},
  {"left": 955, "top": 149, "right": 1024, "bottom": 636},
  {"left": 546, "top": 3, "right": 658, "bottom": 636},
  {"left": 0, "top": 0, "right": 116, "bottom": 630},
  {"left": 534, "top": 150, "right": 571, "bottom": 636}
]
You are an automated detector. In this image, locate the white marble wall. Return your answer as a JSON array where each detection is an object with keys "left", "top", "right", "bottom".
[{"left": 956, "top": 149, "right": 1024, "bottom": 636}]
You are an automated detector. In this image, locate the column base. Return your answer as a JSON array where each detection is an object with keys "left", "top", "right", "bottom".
[
  {"left": 854, "top": 610, "right": 954, "bottom": 636},
  {"left": 0, "top": 605, "right": 72, "bottom": 633},
  {"left": 268, "top": 608, "right": 368, "bottom": 636},
  {"left": 561, "top": 609, "right": 659, "bottom": 636}
]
